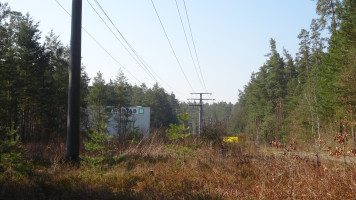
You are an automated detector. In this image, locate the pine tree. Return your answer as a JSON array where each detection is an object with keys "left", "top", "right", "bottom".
[
  {"left": 143, "top": 83, "right": 175, "bottom": 128},
  {"left": 165, "top": 109, "right": 197, "bottom": 166},
  {"left": 318, "top": 0, "right": 356, "bottom": 135},
  {"left": 283, "top": 49, "right": 299, "bottom": 112},
  {"left": 44, "top": 31, "right": 70, "bottom": 134},
  {"left": 87, "top": 71, "right": 107, "bottom": 132},
  {"left": 261, "top": 39, "right": 287, "bottom": 141},
  {"left": 0, "top": 3, "right": 15, "bottom": 129},
  {"left": 106, "top": 79, "right": 118, "bottom": 106},
  {"left": 130, "top": 84, "right": 145, "bottom": 106},
  {"left": 296, "top": 29, "right": 311, "bottom": 85},
  {"left": 11, "top": 13, "right": 51, "bottom": 140},
  {"left": 80, "top": 121, "right": 113, "bottom": 169},
  {"left": 0, "top": 124, "right": 31, "bottom": 179},
  {"left": 114, "top": 70, "right": 132, "bottom": 138}
]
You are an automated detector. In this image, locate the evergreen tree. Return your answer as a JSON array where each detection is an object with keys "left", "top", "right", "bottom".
[
  {"left": 310, "top": 19, "right": 325, "bottom": 67},
  {"left": 244, "top": 72, "right": 267, "bottom": 141},
  {"left": 106, "top": 79, "right": 118, "bottom": 106},
  {"left": 0, "top": 124, "right": 31, "bottom": 179},
  {"left": 113, "top": 70, "right": 132, "bottom": 138},
  {"left": 44, "top": 31, "right": 70, "bottom": 135},
  {"left": 11, "top": 13, "right": 51, "bottom": 140},
  {"left": 283, "top": 49, "right": 299, "bottom": 112},
  {"left": 318, "top": 0, "right": 356, "bottom": 127},
  {"left": 314, "top": 0, "right": 342, "bottom": 31},
  {"left": 143, "top": 83, "right": 171, "bottom": 128},
  {"left": 87, "top": 71, "right": 107, "bottom": 131},
  {"left": 165, "top": 109, "right": 197, "bottom": 166},
  {"left": 130, "top": 84, "right": 145, "bottom": 106},
  {"left": 228, "top": 90, "right": 247, "bottom": 136},
  {"left": 114, "top": 69, "right": 131, "bottom": 109},
  {"left": 296, "top": 29, "right": 311, "bottom": 85},
  {"left": 142, "top": 83, "right": 178, "bottom": 128},
  {"left": 261, "top": 39, "right": 287, "bottom": 141},
  {"left": 0, "top": 3, "right": 15, "bottom": 129},
  {"left": 80, "top": 120, "right": 113, "bottom": 170}
]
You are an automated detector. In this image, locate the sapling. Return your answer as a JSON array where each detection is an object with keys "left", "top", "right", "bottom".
[
  {"left": 0, "top": 123, "right": 30, "bottom": 179},
  {"left": 165, "top": 109, "right": 200, "bottom": 166},
  {"left": 80, "top": 120, "right": 113, "bottom": 170}
]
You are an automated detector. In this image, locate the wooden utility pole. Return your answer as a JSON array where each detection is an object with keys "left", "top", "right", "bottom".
[
  {"left": 66, "top": 0, "right": 82, "bottom": 161},
  {"left": 188, "top": 93, "right": 214, "bottom": 136}
]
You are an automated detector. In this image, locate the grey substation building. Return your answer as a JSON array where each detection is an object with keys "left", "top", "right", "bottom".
[{"left": 107, "top": 106, "right": 151, "bottom": 137}]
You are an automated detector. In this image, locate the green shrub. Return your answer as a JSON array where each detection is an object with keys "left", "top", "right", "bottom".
[
  {"left": 126, "top": 125, "right": 143, "bottom": 144},
  {"left": 165, "top": 109, "right": 199, "bottom": 165},
  {"left": 80, "top": 121, "right": 113, "bottom": 169},
  {"left": 0, "top": 124, "right": 31, "bottom": 179}
]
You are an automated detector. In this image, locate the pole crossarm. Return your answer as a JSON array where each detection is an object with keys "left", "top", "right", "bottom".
[{"left": 187, "top": 92, "right": 214, "bottom": 137}]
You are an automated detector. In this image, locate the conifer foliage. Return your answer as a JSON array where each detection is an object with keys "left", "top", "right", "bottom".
[
  {"left": 165, "top": 109, "right": 198, "bottom": 165},
  {"left": 0, "top": 124, "right": 30, "bottom": 179},
  {"left": 230, "top": 0, "right": 356, "bottom": 144},
  {"left": 0, "top": 3, "right": 89, "bottom": 141}
]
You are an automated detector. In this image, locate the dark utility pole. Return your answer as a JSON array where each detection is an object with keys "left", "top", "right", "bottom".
[
  {"left": 188, "top": 93, "right": 214, "bottom": 136},
  {"left": 66, "top": 0, "right": 82, "bottom": 160}
]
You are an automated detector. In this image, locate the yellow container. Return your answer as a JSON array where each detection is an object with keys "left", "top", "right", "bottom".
[{"left": 223, "top": 137, "right": 245, "bottom": 143}]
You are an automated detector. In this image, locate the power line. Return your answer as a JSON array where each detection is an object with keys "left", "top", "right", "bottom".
[
  {"left": 90, "top": 0, "right": 157, "bottom": 82},
  {"left": 91, "top": 0, "right": 184, "bottom": 95},
  {"left": 150, "top": 0, "right": 195, "bottom": 93},
  {"left": 188, "top": 93, "right": 214, "bottom": 136},
  {"left": 86, "top": 0, "right": 158, "bottom": 83},
  {"left": 182, "top": 0, "right": 208, "bottom": 92},
  {"left": 54, "top": 0, "right": 142, "bottom": 84},
  {"left": 174, "top": 0, "right": 205, "bottom": 92}
]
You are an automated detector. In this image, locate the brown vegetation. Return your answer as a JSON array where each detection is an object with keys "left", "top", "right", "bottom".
[{"left": 1, "top": 136, "right": 356, "bottom": 200}]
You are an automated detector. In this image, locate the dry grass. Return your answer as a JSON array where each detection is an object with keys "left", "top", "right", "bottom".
[{"left": 1, "top": 137, "right": 356, "bottom": 200}]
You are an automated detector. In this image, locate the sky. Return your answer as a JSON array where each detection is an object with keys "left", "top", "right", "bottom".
[{"left": 6, "top": 0, "right": 321, "bottom": 104}]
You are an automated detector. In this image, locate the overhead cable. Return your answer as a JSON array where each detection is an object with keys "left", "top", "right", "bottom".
[
  {"left": 90, "top": 0, "right": 157, "bottom": 82},
  {"left": 92, "top": 0, "right": 184, "bottom": 95},
  {"left": 182, "top": 0, "right": 208, "bottom": 92},
  {"left": 54, "top": 0, "right": 142, "bottom": 84},
  {"left": 174, "top": 0, "right": 205, "bottom": 92},
  {"left": 150, "top": 0, "right": 195, "bottom": 93}
]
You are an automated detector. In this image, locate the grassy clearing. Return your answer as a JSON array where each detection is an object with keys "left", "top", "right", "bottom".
[{"left": 1, "top": 138, "right": 356, "bottom": 200}]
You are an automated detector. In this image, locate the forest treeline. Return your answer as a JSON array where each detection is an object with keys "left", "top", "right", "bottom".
[
  {"left": 0, "top": 2, "right": 181, "bottom": 140},
  {"left": 229, "top": 0, "right": 356, "bottom": 143},
  {"left": 0, "top": 3, "right": 87, "bottom": 141},
  {"left": 0, "top": 1, "right": 355, "bottom": 144},
  {"left": 0, "top": 3, "right": 229, "bottom": 141}
]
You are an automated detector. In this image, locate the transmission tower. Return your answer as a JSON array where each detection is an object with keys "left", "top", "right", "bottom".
[{"left": 188, "top": 93, "right": 214, "bottom": 136}]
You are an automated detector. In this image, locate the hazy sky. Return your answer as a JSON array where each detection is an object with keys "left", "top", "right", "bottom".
[{"left": 6, "top": 0, "right": 321, "bottom": 103}]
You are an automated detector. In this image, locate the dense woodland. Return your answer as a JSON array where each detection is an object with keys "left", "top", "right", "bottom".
[{"left": 229, "top": 0, "right": 356, "bottom": 145}]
